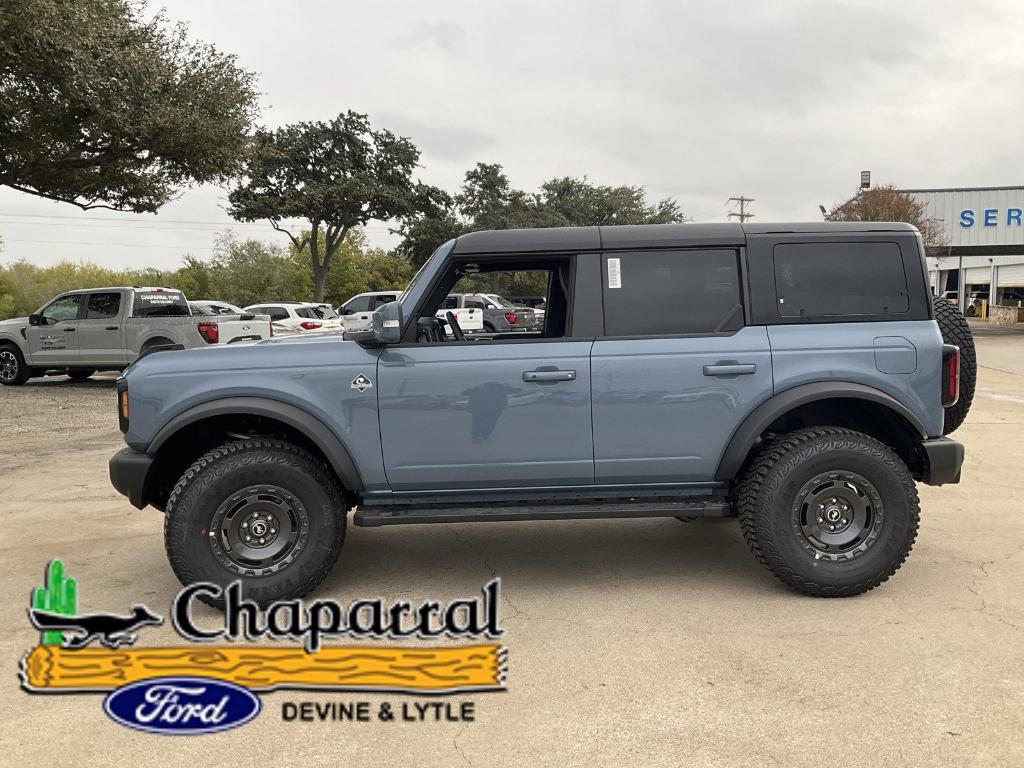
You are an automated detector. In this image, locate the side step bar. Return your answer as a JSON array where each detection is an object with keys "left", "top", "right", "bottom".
[{"left": 354, "top": 499, "right": 731, "bottom": 527}]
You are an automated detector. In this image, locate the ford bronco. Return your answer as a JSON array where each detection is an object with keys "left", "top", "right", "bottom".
[{"left": 109, "top": 222, "right": 972, "bottom": 604}]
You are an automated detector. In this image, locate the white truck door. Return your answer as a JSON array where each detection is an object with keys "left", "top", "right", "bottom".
[
  {"left": 77, "top": 290, "right": 128, "bottom": 365},
  {"left": 26, "top": 293, "right": 83, "bottom": 367}
]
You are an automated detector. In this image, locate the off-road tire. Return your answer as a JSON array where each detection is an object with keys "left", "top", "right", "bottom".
[
  {"left": 932, "top": 294, "right": 975, "bottom": 434},
  {"left": 67, "top": 369, "right": 96, "bottom": 382},
  {"left": 0, "top": 343, "right": 31, "bottom": 386},
  {"left": 737, "top": 427, "right": 919, "bottom": 597},
  {"left": 164, "top": 439, "right": 347, "bottom": 607}
]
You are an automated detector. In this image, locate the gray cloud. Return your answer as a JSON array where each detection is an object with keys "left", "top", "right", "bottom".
[{"left": 3, "top": 0, "right": 1022, "bottom": 268}]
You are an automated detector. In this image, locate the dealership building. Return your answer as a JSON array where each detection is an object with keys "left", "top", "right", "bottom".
[{"left": 903, "top": 186, "right": 1024, "bottom": 307}]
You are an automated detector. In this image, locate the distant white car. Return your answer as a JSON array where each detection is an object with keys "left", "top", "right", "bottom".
[
  {"left": 243, "top": 301, "right": 343, "bottom": 335},
  {"left": 339, "top": 291, "right": 484, "bottom": 334},
  {"left": 190, "top": 300, "right": 248, "bottom": 316}
]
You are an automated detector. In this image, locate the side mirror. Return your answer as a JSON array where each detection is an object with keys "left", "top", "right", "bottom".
[
  {"left": 28, "top": 314, "right": 44, "bottom": 326},
  {"left": 348, "top": 301, "right": 403, "bottom": 346}
]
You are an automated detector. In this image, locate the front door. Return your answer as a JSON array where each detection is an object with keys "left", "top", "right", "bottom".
[
  {"left": 377, "top": 341, "right": 594, "bottom": 491},
  {"left": 590, "top": 249, "right": 774, "bottom": 485},
  {"left": 26, "top": 293, "right": 83, "bottom": 367}
]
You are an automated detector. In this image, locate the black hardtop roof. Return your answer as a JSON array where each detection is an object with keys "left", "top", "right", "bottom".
[{"left": 450, "top": 221, "right": 919, "bottom": 255}]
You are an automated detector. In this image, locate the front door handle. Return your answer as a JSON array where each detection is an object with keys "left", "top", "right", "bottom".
[
  {"left": 703, "top": 363, "right": 757, "bottom": 377},
  {"left": 61, "top": 327, "right": 77, "bottom": 332},
  {"left": 105, "top": 326, "right": 119, "bottom": 331},
  {"left": 523, "top": 369, "right": 576, "bottom": 383}
]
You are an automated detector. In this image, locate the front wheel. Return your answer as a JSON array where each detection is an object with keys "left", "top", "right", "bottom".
[
  {"left": 164, "top": 439, "right": 347, "bottom": 607},
  {"left": 0, "top": 344, "right": 31, "bottom": 386},
  {"left": 737, "top": 427, "right": 919, "bottom": 597},
  {"left": 67, "top": 369, "right": 96, "bottom": 382}
]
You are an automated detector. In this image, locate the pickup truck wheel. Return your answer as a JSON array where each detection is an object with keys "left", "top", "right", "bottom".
[
  {"left": 0, "top": 344, "right": 31, "bottom": 386},
  {"left": 67, "top": 369, "right": 96, "bottom": 382},
  {"left": 737, "top": 427, "right": 919, "bottom": 597},
  {"left": 164, "top": 439, "right": 346, "bottom": 607},
  {"left": 932, "top": 294, "right": 976, "bottom": 434}
]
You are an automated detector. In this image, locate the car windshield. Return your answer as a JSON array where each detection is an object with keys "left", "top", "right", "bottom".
[{"left": 399, "top": 239, "right": 455, "bottom": 309}]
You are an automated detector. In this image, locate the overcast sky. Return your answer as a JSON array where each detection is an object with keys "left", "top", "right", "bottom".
[{"left": 2, "top": 0, "right": 1022, "bottom": 270}]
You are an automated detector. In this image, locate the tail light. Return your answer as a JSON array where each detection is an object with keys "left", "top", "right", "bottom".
[
  {"left": 941, "top": 344, "right": 960, "bottom": 407},
  {"left": 300, "top": 321, "right": 323, "bottom": 331},
  {"left": 197, "top": 322, "right": 219, "bottom": 344},
  {"left": 504, "top": 312, "right": 517, "bottom": 325},
  {"left": 116, "top": 377, "right": 129, "bottom": 433}
]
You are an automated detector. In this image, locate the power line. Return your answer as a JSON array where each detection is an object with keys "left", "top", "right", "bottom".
[
  {"left": 0, "top": 239, "right": 211, "bottom": 250},
  {"left": 727, "top": 196, "right": 755, "bottom": 223}
]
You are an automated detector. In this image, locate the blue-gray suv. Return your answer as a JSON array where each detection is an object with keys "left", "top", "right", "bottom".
[{"left": 109, "top": 222, "right": 972, "bottom": 604}]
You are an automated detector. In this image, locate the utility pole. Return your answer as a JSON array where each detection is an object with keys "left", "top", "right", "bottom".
[{"left": 727, "top": 196, "right": 755, "bottom": 223}]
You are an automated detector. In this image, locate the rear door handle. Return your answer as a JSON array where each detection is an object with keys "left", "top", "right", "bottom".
[
  {"left": 105, "top": 326, "right": 119, "bottom": 331},
  {"left": 703, "top": 363, "right": 756, "bottom": 377},
  {"left": 523, "top": 369, "right": 576, "bottom": 383},
  {"left": 61, "top": 327, "right": 77, "bottom": 332}
]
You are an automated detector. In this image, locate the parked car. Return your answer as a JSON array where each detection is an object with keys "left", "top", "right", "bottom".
[
  {"left": 190, "top": 300, "right": 248, "bottom": 316},
  {"left": 0, "top": 287, "right": 264, "bottom": 385},
  {"left": 111, "top": 221, "right": 972, "bottom": 605},
  {"left": 242, "top": 302, "right": 342, "bottom": 335},
  {"left": 440, "top": 293, "right": 540, "bottom": 333},
  {"left": 340, "top": 291, "right": 483, "bottom": 335},
  {"left": 187, "top": 303, "right": 272, "bottom": 345}
]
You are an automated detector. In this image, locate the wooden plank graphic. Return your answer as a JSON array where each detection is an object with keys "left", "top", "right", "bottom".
[{"left": 22, "top": 644, "right": 506, "bottom": 693}]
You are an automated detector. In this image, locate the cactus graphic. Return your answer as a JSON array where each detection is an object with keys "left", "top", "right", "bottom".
[{"left": 31, "top": 560, "right": 77, "bottom": 645}]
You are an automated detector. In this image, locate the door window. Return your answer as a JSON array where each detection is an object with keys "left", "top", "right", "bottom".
[
  {"left": 86, "top": 292, "right": 122, "bottom": 319},
  {"left": 264, "top": 307, "right": 289, "bottom": 321},
  {"left": 41, "top": 295, "right": 82, "bottom": 324},
  {"left": 370, "top": 294, "right": 398, "bottom": 310},
  {"left": 602, "top": 250, "right": 743, "bottom": 336},
  {"left": 343, "top": 295, "right": 372, "bottom": 313}
]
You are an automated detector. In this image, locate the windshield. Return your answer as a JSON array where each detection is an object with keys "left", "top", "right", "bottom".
[{"left": 399, "top": 239, "right": 456, "bottom": 308}]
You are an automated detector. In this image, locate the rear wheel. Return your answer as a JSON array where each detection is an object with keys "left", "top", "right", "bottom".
[
  {"left": 164, "top": 439, "right": 347, "bottom": 607},
  {"left": 737, "top": 427, "right": 919, "bottom": 597},
  {"left": 932, "top": 294, "right": 976, "bottom": 434},
  {"left": 0, "top": 344, "right": 31, "bottom": 386},
  {"left": 67, "top": 369, "right": 96, "bottom": 382}
]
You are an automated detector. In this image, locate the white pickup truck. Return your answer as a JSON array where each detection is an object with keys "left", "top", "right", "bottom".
[
  {"left": 0, "top": 287, "right": 271, "bottom": 386},
  {"left": 339, "top": 291, "right": 483, "bottom": 335}
]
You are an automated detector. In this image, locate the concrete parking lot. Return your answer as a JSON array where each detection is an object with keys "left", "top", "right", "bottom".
[{"left": 1, "top": 327, "right": 1022, "bottom": 767}]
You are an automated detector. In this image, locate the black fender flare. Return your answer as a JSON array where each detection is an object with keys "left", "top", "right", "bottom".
[
  {"left": 148, "top": 397, "right": 364, "bottom": 491},
  {"left": 715, "top": 382, "right": 927, "bottom": 481}
]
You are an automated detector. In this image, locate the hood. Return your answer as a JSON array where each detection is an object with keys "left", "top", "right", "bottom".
[
  {"left": 0, "top": 316, "right": 28, "bottom": 327},
  {"left": 126, "top": 331, "right": 367, "bottom": 379}
]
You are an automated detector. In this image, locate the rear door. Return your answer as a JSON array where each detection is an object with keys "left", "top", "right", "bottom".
[
  {"left": 590, "top": 249, "right": 773, "bottom": 485},
  {"left": 78, "top": 291, "right": 127, "bottom": 365},
  {"left": 26, "top": 293, "right": 83, "bottom": 366}
]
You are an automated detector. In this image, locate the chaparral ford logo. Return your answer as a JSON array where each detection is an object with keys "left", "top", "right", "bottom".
[{"left": 20, "top": 561, "right": 507, "bottom": 734}]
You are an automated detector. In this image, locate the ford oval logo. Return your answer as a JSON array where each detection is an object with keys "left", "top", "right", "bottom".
[{"left": 103, "top": 676, "right": 261, "bottom": 735}]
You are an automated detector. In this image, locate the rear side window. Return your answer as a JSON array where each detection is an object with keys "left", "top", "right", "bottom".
[
  {"left": 132, "top": 290, "right": 190, "bottom": 317},
  {"left": 773, "top": 242, "right": 909, "bottom": 317},
  {"left": 602, "top": 250, "right": 743, "bottom": 336},
  {"left": 86, "top": 292, "right": 121, "bottom": 319},
  {"left": 264, "top": 306, "right": 289, "bottom": 321}
]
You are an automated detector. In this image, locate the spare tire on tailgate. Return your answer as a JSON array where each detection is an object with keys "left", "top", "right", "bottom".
[{"left": 932, "top": 294, "right": 976, "bottom": 434}]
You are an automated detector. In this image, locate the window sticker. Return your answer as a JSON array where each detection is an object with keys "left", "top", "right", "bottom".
[{"left": 607, "top": 258, "right": 622, "bottom": 289}]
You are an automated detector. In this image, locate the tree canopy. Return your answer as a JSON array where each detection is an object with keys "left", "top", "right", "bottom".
[
  {"left": 827, "top": 184, "right": 949, "bottom": 255},
  {"left": 0, "top": 0, "right": 260, "bottom": 212},
  {"left": 397, "top": 163, "right": 685, "bottom": 265},
  {"left": 228, "top": 111, "right": 425, "bottom": 301}
]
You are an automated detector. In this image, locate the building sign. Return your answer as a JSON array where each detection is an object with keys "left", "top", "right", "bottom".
[{"left": 960, "top": 208, "right": 1024, "bottom": 228}]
